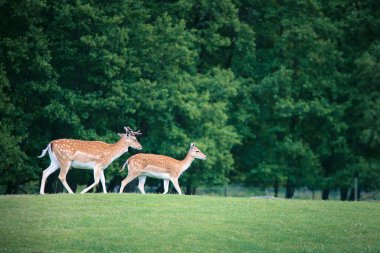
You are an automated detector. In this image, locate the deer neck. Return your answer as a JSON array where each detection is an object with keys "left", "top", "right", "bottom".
[
  {"left": 180, "top": 151, "right": 195, "bottom": 173},
  {"left": 109, "top": 138, "right": 129, "bottom": 158}
]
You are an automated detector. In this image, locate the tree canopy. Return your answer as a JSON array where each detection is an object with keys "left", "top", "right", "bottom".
[{"left": 0, "top": 0, "right": 379, "bottom": 198}]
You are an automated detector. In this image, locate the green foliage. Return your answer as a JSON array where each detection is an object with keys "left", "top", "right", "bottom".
[
  {"left": 0, "top": 64, "right": 27, "bottom": 187},
  {"left": 0, "top": 0, "right": 379, "bottom": 196}
]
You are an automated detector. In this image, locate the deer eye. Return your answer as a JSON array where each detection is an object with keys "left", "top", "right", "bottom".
[{"left": 196, "top": 150, "right": 199, "bottom": 153}]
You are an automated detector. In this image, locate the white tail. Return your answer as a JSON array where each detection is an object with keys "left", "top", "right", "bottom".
[
  {"left": 37, "top": 144, "right": 50, "bottom": 158},
  {"left": 38, "top": 126, "right": 142, "bottom": 195},
  {"left": 119, "top": 143, "right": 207, "bottom": 195}
]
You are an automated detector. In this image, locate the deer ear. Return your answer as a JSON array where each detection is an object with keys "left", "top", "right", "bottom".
[{"left": 190, "top": 142, "right": 194, "bottom": 148}]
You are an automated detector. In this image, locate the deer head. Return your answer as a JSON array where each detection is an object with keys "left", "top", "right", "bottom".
[
  {"left": 189, "top": 143, "right": 207, "bottom": 160},
  {"left": 118, "top": 126, "right": 143, "bottom": 150}
]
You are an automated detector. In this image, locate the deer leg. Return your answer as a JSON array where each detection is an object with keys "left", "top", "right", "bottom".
[
  {"left": 81, "top": 167, "right": 101, "bottom": 194},
  {"left": 138, "top": 176, "right": 147, "bottom": 194},
  {"left": 163, "top": 179, "right": 170, "bottom": 194},
  {"left": 119, "top": 172, "right": 138, "bottom": 193},
  {"left": 170, "top": 178, "right": 182, "bottom": 195},
  {"left": 58, "top": 162, "right": 74, "bottom": 194},
  {"left": 99, "top": 170, "right": 107, "bottom": 193},
  {"left": 40, "top": 163, "right": 60, "bottom": 195}
]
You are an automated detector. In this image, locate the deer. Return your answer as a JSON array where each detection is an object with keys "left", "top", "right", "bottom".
[
  {"left": 38, "top": 126, "right": 142, "bottom": 195},
  {"left": 119, "top": 143, "right": 207, "bottom": 195}
]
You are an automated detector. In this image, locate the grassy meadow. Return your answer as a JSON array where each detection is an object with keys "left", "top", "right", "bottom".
[{"left": 0, "top": 194, "right": 379, "bottom": 253}]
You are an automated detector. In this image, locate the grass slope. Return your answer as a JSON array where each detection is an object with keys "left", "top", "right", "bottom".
[{"left": 0, "top": 194, "right": 379, "bottom": 253}]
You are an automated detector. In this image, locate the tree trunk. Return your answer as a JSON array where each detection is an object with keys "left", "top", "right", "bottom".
[
  {"left": 45, "top": 170, "right": 59, "bottom": 193},
  {"left": 340, "top": 187, "right": 349, "bottom": 201},
  {"left": 67, "top": 172, "right": 78, "bottom": 193},
  {"left": 185, "top": 185, "right": 196, "bottom": 195},
  {"left": 185, "top": 179, "right": 196, "bottom": 195},
  {"left": 109, "top": 175, "right": 123, "bottom": 193},
  {"left": 322, "top": 188, "right": 330, "bottom": 200},
  {"left": 349, "top": 186, "right": 361, "bottom": 201},
  {"left": 285, "top": 179, "right": 295, "bottom": 199},
  {"left": 273, "top": 180, "right": 279, "bottom": 198},
  {"left": 155, "top": 180, "right": 164, "bottom": 194},
  {"left": 56, "top": 179, "right": 64, "bottom": 193},
  {"left": 5, "top": 181, "right": 14, "bottom": 194},
  {"left": 12, "top": 178, "right": 21, "bottom": 194}
]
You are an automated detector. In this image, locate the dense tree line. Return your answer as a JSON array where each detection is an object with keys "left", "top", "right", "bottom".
[{"left": 0, "top": 0, "right": 379, "bottom": 199}]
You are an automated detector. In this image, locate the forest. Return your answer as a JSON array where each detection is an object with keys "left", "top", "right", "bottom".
[{"left": 0, "top": 0, "right": 379, "bottom": 199}]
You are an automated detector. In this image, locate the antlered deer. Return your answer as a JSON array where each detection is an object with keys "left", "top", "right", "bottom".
[
  {"left": 38, "top": 127, "right": 142, "bottom": 194},
  {"left": 119, "top": 143, "right": 206, "bottom": 195}
]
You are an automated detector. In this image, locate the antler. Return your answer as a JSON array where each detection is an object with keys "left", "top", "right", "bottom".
[
  {"left": 124, "top": 126, "right": 131, "bottom": 134},
  {"left": 133, "top": 129, "right": 142, "bottom": 135},
  {"left": 124, "top": 126, "right": 142, "bottom": 136}
]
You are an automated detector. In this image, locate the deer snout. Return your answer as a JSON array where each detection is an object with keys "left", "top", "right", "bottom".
[
  {"left": 133, "top": 143, "right": 143, "bottom": 150},
  {"left": 199, "top": 154, "right": 207, "bottom": 160}
]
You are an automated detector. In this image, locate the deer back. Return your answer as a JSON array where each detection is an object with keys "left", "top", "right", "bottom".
[
  {"left": 52, "top": 139, "right": 112, "bottom": 162},
  {"left": 128, "top": 154, "right": 182, "bottom": 175}
]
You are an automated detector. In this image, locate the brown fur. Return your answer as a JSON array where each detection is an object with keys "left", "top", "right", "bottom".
[
  {"left": 39, "top": 132, "right": 142, "bottom": 194},
  {"left": 119, "top": 143, "right": 207, "bottom": 194}
]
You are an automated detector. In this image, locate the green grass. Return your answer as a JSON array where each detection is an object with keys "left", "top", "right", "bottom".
[{"left": 0, "top": 194, "right": 379, "bottom": 253}]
